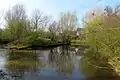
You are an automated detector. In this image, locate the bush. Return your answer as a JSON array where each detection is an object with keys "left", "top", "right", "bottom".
[
  {"left": 31, "top": 37, "right": 55, "bottom": 45},
  {"left": 84, "top": 14, "right": 120, "bottom": 75}
]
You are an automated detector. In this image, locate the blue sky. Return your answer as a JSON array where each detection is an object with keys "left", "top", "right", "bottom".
[{"left": 0, "top": 0, "right": 120, "bottom": 27}]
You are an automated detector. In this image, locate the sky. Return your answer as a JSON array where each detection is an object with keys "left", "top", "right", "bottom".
[{"left": 0, "top": 0, "right": 120, "bottom": 27}]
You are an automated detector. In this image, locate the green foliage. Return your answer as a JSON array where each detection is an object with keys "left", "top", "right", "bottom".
[
  {"left": 71, "top": 40, "right": 82, "bottom": 44},
  {"left": 31, "top": 37, "right": 52, "bottom": 45},
  {"left": 4, "top": 4, "right": 28, "bottom": 42},
  {"left": 83, "top": 5, "right": 120, "bottom": 75},
  {"left": 71, "top": 40, "right": 85, "bottom": 46}
]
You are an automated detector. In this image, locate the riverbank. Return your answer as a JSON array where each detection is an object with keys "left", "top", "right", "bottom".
[
  {"left": 1, "top": 39, "right": 86, "bottom": 50},
  {"left": 70, "top": 40, "right": 89, "bottom": 48},
  {"left": 2, "top": 42, "right": 70, "bottom": 50},
  {"left": 0, "top": 39, "right": 89, "bottom": 50}
]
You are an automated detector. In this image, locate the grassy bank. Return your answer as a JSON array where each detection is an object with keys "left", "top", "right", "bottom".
[
  {"left": 70, "top": 40, "right": 89, "bottom": 48},
  {"left": 5, "top": 38, "right": 70, "bottom": 50}
]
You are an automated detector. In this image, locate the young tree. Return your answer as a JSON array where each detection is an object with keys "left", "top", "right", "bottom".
[
  {"left": 0, "top": 10, "right": 5, "bottom": 40},
  {"left": 58, "top": 11, "right": 78, "bottom": 43},
  {"left": 31, "top": 9, "right": 49, "bottom": 39},
  {"left": 5, "top": 4, "right": 27, "bottom": 43},
  {"left": 48, "top": 21, "right": 59, "bottom": 42}
]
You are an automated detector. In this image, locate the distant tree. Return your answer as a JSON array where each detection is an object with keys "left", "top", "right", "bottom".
[
  {"left": 103, "top": 5, "right": 120, "bottom": 28},
  {"left": 58, "top": 11, "right": 78, "bottom": 43},
  {"left": 31, "top": 9, "right": 49, "bottom": 39},
  {"left": 0, "top": 10, "right": 5, "bottom": 40},
  {"left": 83, "top": 7, "right": 104, "bottom": 22},
  {"left": 48, "top": 21, "right": 59, "bottom": 42},
  {"left": 5, "top": 4, "right": 27, "bottom": 43}
]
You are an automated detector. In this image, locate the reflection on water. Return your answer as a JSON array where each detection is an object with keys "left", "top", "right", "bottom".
[{"left": 0, "top": 46, "right": 118, "bottom": 80}]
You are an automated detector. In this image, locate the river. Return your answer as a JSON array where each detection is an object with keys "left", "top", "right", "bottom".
[{"left": 0, "top": 46, "right": 118, "bottom": 80}]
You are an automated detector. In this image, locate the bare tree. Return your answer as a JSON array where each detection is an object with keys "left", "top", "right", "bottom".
[
  {"left": 48, "top": 21, "right": 59, "bottom": 41},
  {"left": 58, "top": 11, "right": 78, "bottom": 43},
  {"left": 83, "top": 7, "right": 104, "bottom": 22},
  {"left": 31, "top": 9, "right": 49, "bottom": 32},
  {"left": 0, "top": 10, "right": 5, "bottom": 29}
]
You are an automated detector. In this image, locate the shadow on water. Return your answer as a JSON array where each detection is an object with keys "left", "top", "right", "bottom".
[{"left": 0, "top": 46, "right": 119, "bottom": 80}]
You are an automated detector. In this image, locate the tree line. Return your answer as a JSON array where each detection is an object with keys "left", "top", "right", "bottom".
[{"left": 0, "top": 4, "right": 79, "bottom": 46}]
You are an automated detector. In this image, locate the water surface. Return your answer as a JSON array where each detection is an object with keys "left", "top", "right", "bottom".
[{"left": 0, "top": 46, "right": 118, "bottom": 80}]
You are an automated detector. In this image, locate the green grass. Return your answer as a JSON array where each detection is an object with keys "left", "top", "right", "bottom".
[
  {"left": 71, "top": 40, "right": 89, "bottom": 48},
  {"left": 8, "top": 44, "right": 29, "bottom": 49},
  {"left": 71, "top": 40, "right": 84, "bottom": 45},
  {"left": 71, "top": 40, "right": 82, "bottom": 43}
]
